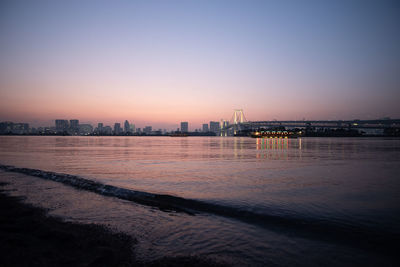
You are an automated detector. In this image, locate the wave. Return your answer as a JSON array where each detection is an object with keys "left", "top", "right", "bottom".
[{"left": 0, "top": 164, "right": 398, "bottom": 255}]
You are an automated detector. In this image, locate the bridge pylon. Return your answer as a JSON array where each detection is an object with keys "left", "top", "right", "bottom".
[
  {"left": 233, "top": 109, "right": 246, "bottom": 124},
  {"left": 232, "top": 109, "right": 247, "bottom": 135},
  {"left": 219, "top": 109, "right": 249, "bottom": 136}
]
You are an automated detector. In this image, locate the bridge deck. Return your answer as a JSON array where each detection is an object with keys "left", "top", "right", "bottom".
[{"left": 223, "top": 119, "right": 400, "bottom": 130}]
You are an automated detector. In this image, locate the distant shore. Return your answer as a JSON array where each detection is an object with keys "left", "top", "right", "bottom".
[{"left": 0, "top": 133, "right": 399, "bottom": 137}]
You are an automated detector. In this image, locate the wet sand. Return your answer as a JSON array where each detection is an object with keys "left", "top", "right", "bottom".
[
  {"left": 0, "top": 184, "right": 135, "bottom": 266},
  {"left": 0, "top": 183, "right": 226, "bottom": 267}
]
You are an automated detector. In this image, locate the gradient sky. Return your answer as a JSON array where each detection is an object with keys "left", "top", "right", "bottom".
[{"left": 1, "top": 0, "right": 399, "bottom": 129}]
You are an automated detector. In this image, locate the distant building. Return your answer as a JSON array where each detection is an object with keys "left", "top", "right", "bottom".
[
  {"left": 202, "top": 123, "right": 209, "bottom": 132},
  {"left": 97, "top": 123, "right": 104, "bottom": 134},
  {"left": 130, "top": 124, "right": 135, "bottom": 133},
  {"left": 55, "top": 120, "right": 69, "bottom": 133},
  {"left": 220, "top": 120, "right": 230, "bottom": 136},
  {"left": 14, "top": 123, "right": 29, "bottom": 134},
  {"left": 220, "top": 120, "right": 229, "bottom": 129},
  {"left": 114, "top": 123, "right": 121, "bottom": 135},
  {"left": 44, "top": 127, "right": 56, "bottom": 134},
  {"left": 79, "top": 124, "right": 93, "bottom": 135},
  {"left": 143, "top": 126, "right": 152, "bottom": 135},
  {"left": 0, "top": 122, "right": 14, "bottom": 134},
  {"left": 0, "top": 122, "right": 30, "bottom": 134},
  {"left": 181, "top": 122, "right": 188, "bottom": 133},
  {"left": 209, "top": 121, "right": 219, "bottom": 134},
  {"left": 69, "top": 119, "right": 79, "bottom": 134},
  {"left": 124, "top": 120, "right": 130, "bottom": 133},
  {"left": 103, "top": 126, "right": 112, "bottom": 135}
]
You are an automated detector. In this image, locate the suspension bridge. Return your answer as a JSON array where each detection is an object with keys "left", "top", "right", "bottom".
[{"left": 220, "top": 109, "right": 400, "bottom": 136}]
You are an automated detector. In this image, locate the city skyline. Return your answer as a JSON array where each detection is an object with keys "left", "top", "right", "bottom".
[
  {"left": 1, "top": 1, "right": 400, "bottom": 129},
  {"left": 3, "top": 112, "right": 399, "bottom": 133},
  {"left": 0, "top": 117, "right": 225, "bottom": 135},
  {"left": 1, "top": 116, "right": 223, "bottom": 132}
]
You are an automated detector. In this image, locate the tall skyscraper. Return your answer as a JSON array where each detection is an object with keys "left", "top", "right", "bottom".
[
  {"left": 181, "top": 122, "right": 189, "bottom": 133},
  {"left": 209, "top": 121, "right": 219, "bottom": 134},
  {"left": 202, "top": 123, "right": 209, "bottom": 132},
  {"left": 114, "top": 123, "right": 121, "bottom": 135},
  {"left": 124, "top": 120, "right": 130, "bottom": 133}
]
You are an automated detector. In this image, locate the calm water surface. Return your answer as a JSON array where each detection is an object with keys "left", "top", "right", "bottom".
[{"left": 0, "top": 136, "right": 399, "bottom": 265}]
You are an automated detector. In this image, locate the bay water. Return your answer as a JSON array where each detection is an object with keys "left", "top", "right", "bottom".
[{"left": 0, "top": 136, "right": 399, "bottom": 266}]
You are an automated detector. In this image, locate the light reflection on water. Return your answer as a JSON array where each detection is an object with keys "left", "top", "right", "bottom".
[{"left": 0, "top": 136, "right": 399, "bottom": 226}]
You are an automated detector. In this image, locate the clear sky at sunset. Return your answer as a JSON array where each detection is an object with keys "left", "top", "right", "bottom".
[{"left": 1, "top": 0, "right": 399, "bottom": 129}]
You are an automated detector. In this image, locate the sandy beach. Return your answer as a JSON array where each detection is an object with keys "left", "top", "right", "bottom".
[
  {"left": 0, "top": 183, "right": 135, "bottom": 266},
  {"left": 0, "top": 182, "right": 226, "bottom": 267}
]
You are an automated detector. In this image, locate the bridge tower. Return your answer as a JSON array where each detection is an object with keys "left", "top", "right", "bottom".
[
  {"left": 219, "top": 109, "right": 248, "bottom": 136},
  {"left": 232, "top": 109, "right": 247, "bottom": 135},
  {"left": 233, "top": 109, "right": 246, "bottom": 124}
]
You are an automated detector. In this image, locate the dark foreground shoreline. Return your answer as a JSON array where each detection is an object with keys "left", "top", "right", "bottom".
[
  {"left": 0, "top": 185, "right": 135, "bottom": 266},
  {"left": 0, "top": 184, "right": 226, "bottom": 267}
]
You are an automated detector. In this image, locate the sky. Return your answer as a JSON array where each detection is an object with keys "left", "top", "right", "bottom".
[{"left": 0, "top": 0, "right": 399, "bottom": 130}]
